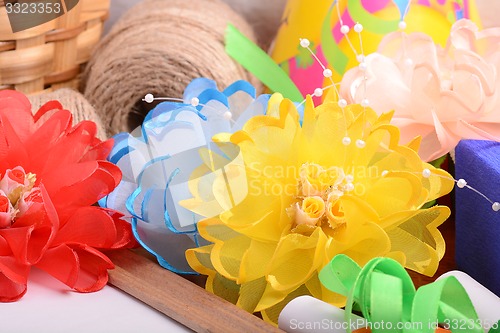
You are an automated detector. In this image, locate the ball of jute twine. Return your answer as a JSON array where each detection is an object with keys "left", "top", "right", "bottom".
[
  {"left": 83, "top": 0, "right": 261, "bottom": 137},
  {"left": 28, "top": 88, "right": 107, "bottom": 140}
]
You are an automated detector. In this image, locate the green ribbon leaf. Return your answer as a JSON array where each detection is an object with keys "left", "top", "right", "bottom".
[
  {"left": 347, "top": 0, "right": 399, "bottom": 34},
  {"left": 224, "top": 24, "right": 303, "bottom": 102},
  {"left": 319, "top": 254, "right": 488, "bottom": 333}
]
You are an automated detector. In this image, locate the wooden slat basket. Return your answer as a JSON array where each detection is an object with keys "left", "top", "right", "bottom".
[{"left": 0, "top": 0, "right": 109, "bottom": 94}]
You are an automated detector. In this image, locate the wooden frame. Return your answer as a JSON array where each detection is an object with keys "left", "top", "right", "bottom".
[{"left": 107, "top": 249, "right": 283, "bottom": 333}]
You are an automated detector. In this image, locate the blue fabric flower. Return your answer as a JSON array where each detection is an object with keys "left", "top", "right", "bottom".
[{"left": 99, "top": 78, "right": 270, "bottom": 274}]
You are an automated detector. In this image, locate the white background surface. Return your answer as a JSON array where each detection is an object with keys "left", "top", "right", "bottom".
[{"left": 0, "top": 268, "right": 192, "bottom": 333}]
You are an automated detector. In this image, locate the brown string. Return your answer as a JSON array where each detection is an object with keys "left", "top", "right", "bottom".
[
  {"left": 28, "top": 88, "right": 107, "bottom": 140},
  {"left": 82, "top": 0, "right": 260, "bottom": 137}
]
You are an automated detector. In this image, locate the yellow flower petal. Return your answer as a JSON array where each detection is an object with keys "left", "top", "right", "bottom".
[
  {"left": 261, "top": 284, "right": 312, "bottom": 326},
  {"left": 210, "top": 231, "right": 251, "bottom": 280},
  {"left": 267, "top": 228, "right": 327, "bottom": 292},
  {"left": 193, "top": 219, "right": 250, "bottom": 280},
  {"left": 305, "top": 272, "right": 346, "bottom": 306},
  {"left": 239, "top": 240, "right": 276, "bottom": 283},
  {"left": 185, "top": 244, "right": 215, "bottom": 276},
  {"left": 383, "top": 205, "right": 450, "bottom": 276},
  {"left": 295, "top": 196, "right": 325, "bottom": 226},
  {"left": 210, "top": 272, "right": 240, "bottom": 305},
  {"left": 266, "top": 93, "right": 284, "bottom": 119},
  {"left": 219, "top": 195, "right": 284, "bottom": 242},
  {"left": 406, "top": 135, "right": 422, "bottom": 152},
  {"left": 325, "top": 221, "right": 391, "bottom": 267},
  {"left": 336, "top": 195, "right": 379, "bottom": 234},
  {"left": 325, "top": 196, "right": 346, "bottom": 228},
  {"left": 184, "top": 97, "right": 455, "bottom": 324},
  {"left": 361, "top": 172, "right": 424, "bottom": 216},
  {"left": 237, "top": 277, "right": 268, "bottom": 313},
  {"left": 421, "top": 165, "right": 455, "bottom": 201}
]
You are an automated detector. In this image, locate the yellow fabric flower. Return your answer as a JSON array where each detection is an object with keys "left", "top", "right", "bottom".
[
  {"left": 291, "top": 195, "right": 325, "bottom": 227},
  {"left": 184, "top": 93, "right": 454, "bottom": 324}
]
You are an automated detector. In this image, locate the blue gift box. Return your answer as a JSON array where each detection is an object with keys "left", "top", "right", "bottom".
[{"left": 455, "top": 140, "right": 500, "bottom": 297}]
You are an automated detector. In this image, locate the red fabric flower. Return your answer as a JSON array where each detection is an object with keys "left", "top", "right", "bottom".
[{"left": 0, "top": 90, "right": 135, "bottom": 302}]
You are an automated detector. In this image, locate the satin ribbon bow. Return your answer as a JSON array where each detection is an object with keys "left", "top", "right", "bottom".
[{"left": 319, "top": 255, "right": 500, "bottom": 333}]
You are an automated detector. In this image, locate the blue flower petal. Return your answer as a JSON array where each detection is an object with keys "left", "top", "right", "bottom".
[
  {"left": 132, "top": 218, "right": 198, "bottom": 274},
  {"left": 223, "top": 80, "right": 256, "bottom": 98},
  {"left": 183, "top": 78, "right": 218, "bottom": 103},
  {"left": 101, "top": 78, "right": 271, "bottom": 274}
]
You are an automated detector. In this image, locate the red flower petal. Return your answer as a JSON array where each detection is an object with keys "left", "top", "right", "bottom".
[
  {"left": 81, "top": 139, "right": 114, "bottom": 162},
  {"left": 103, "top": 209, "right": 138, "bottom": 249},
  {"left": 48, "top": 163, "right": 121, "bottom": 224},
  {"left": 71, "top": 246, "right": 114, "bottom": 293},
  {"left": 0, "top": 213, "right": 11, "bottom": 229},
  {"left": 33, "top": 100, "right": 64, "bottom": 122},
  {"left": 40, "top": 160, "right": 101, "bottom": 196},
  {"left": 0, "top": 90, "right": 31, "bottom": 110},
  {"left": 68, "top": 120, "right": 98, "bottom": 142},
  {"left": 0, "top": 113, "right": 30, "bottom": 171},
  {"left": 28, "top": 114, "right": 93, "bottom": 176},
  {"left": 0, "top": 256, "right": 29, "bottom": 302},
  {"left": 0, "top": 91, "right": 134, "bottom": 301},
  {"left": 26, "top": 110, "right": 72, "bottom": 163},
  {"left": 36, "top": 244, "right": 113, "bottom": 293},
  {"left": 0, "top": 236, "right": 11, "bottom": 256},
  {"left": 0, "top": 226, "right": 33, "bottom": 265},
  {"left": 34, "top": 244, "right": 78, "bottom": 287},
  {"left": 53, "top": 207, "right": 118, "bottom": 248},
  {"left": 0, "top": 196, "right": 9, "bottom": 213},
  {"left": 0, "top": 185, "right": 58, "bottom": 265},
  {"left": 99, "top": 161, "right": 122, "bottom": 190},
  {"left": 0, "top": 91, "right": 34, "bottom": 144},
  {"left": 9, "top": 168, "right": 24, "bottom": 184}
]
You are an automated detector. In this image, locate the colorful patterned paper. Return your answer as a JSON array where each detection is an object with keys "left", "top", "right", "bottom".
[{"left": 270, "top": 0, "right": 482, "bottom": 97}]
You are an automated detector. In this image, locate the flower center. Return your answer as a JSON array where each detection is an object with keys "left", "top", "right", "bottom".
[
  {"left": 288, "top": 163, "right": 350, "bottom": 234},
  {"left": 0, "top": 167, "right": 37, "bottom": 229}
]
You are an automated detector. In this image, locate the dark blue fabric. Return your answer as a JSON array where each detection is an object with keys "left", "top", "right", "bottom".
[{"left": 455, "top": 140, "right": 500, "bottom": 296}]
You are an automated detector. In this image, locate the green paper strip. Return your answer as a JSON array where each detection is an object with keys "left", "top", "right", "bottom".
[
  {"left": 347, "top": 0, "right": 399, "bottom": 35},
  {"left": 319, "top": 255, "right": 493, "bottom": 333},
  {"left": 321, "top": 4, "right": 349, "bottom": 76},
  {"left": 224, "top": 24, "right": 303, "bottom": 102},
  {"left": 412, "top": 278, "right": 482, "bottom": 333}
]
